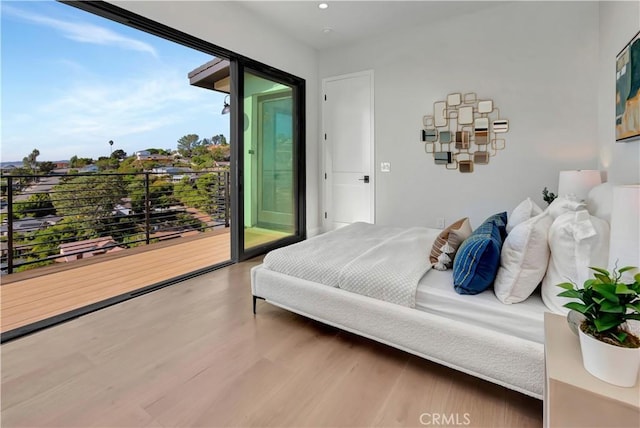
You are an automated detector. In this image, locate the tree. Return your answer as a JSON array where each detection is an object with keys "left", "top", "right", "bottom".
[
  {"left": 177, "top": 134, "right": 200, "bottom": 157},
  {"left": 50, "top": 175, "right": 126, "bottom": 228},
  {"left": 22, "top": 149, "right": 40, "bottom": 171},
  {"left": 128, "top": 176, "right": 176, "bottom": 214},
  {"left": 38, "top": 161, "right": 56, "bottom": 175},
  {"left": 174, "top": 173, "right": 222, "bottom": 215},
  {"left": 192, "top": 144, "right": 210, "bottom": 157},
  {"left": 69, "top": 156, "right": 93, "bottom": 168},
  {"left": 146, "top": 148, "right": 171, "bottom": 156},
  {"left": 14, "top": 193, "right": 55, "bottom": 218},
  {"left": 174, "top": 177, "right": 201, "bottom": 209},
  {"left": 211, "top": 134, "right": 228, "bottom": 145},
  {"left": 5, "top": 167, "right": 35, "bottom": 190},
  {"left": 191, "top": 152, "right": 217, "bottom": 169},
  {"left": 195, "top": 173, "right": 221, "bottom": 214},
  {"left": 95, "top": 156, "right": 119, "bottom": 171},
  {"left": 209, "top": 145, "right": 230, "bottom": 162},
  {"left": 111, "top": 149, "right": 127, "bottom": 160}
]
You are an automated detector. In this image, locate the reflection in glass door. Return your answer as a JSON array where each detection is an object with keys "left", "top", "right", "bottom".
[
  {"left": 242, "top": 72, "right": 297, "bottom": 252},
  {"left": 257, "top": 93, "right": 293, "bottom": 228}
]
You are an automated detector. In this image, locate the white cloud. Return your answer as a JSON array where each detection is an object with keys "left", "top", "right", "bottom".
[
  {"left": 2, "top": 4, "right": 158, "bottom": 57},
  {"left": 1, "top": 70, "right": 225, "bottom": 161},
  {"left": 42, "top": 72, "right": 207, "bottom": 138}
]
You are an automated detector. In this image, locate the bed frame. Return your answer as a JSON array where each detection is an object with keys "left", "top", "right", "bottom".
[{"left": 251, "top": 264, "right": 544, "bottom": 399}]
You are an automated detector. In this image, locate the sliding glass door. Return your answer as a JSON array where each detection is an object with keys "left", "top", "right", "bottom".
[{"left": 231, "top": 65, "right": 305, "bottom": 261}]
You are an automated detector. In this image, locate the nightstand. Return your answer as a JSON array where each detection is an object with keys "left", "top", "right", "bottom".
[{"left": 544, "top": 312, "right": 640, "bottom": 427}]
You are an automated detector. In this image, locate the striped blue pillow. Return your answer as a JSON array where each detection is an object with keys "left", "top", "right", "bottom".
[{"left": 453, "top": 212, "right": 507, "bottom": 295}]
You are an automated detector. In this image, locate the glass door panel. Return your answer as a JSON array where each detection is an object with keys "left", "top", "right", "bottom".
[{"left": 243, "top": 72, "right": 295, "bottom": 251}]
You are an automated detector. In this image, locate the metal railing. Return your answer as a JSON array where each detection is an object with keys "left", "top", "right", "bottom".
[{"left": 0, "top": 170, "right": 230, "bottom": 274}]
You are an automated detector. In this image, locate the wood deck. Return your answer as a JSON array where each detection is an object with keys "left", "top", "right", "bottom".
[{"left": 1, "top": 230, "right": 232, "bottom": 335}]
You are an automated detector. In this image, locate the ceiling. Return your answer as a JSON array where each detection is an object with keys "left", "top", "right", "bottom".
[{"left": 237, "top": 1, "right": 504, "bottom": 51}]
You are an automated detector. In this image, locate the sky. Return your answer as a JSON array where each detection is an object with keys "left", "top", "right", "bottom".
[{"left": 1, "top": 0, "right": 230, "bottom": 162}]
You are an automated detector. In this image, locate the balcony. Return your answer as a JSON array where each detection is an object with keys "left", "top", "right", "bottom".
[{"left": 1, "top": 170, "right": 235, "bottom": 340}]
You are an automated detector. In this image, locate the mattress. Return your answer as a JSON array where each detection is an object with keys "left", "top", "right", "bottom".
[{"left": 415, "top": 269, "right": 546, "bottom": 344}]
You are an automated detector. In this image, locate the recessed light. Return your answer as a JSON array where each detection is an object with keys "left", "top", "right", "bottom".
[
  {"left": 318, "top": 3, "right": 329, "bottom": 10},
  {"left": 322, "top": 27, "right": 333, "bottom": 34}
]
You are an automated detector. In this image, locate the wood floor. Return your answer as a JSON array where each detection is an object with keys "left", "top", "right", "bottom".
[{"left": 0, "top": 258, "right": 543, "bottom": 427}]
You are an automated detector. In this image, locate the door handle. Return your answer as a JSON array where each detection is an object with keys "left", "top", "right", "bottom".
[{"left": 358, "top": 175, "right": 370, "bottom": 183}]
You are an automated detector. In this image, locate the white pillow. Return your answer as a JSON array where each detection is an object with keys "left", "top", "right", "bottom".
[
  {"left": 586, "top": 182, "right": 613, "bottom": 224},
  {"left": 541, "top": 210, "right": 610, "bottom": 314},
  {"left": 507, "top": 198, "right": 543, "bottom": 233},
  {"left": 546, "top": 196, "right": 586, "bottom": 220},
  {"left": 494, "top": 212, "right": 553, "bottom": 304}
]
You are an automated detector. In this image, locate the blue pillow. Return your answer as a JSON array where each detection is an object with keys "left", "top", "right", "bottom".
[{"left": 452, "top": 212, "right": 507, "bottom": 295}]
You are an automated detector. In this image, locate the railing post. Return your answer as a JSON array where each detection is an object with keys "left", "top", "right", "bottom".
[
  {"left": 7, "top": 176, "right": 14, "bottom": 274},
  {"left": 145, "top": 172, "right": 150, "bottom": 245},
  {"left": 225, "top": 171, "right": 230, "bottom": 228}
]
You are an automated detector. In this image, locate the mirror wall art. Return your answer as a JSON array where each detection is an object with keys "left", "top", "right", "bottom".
[{"left": 421, "top": 92, "right": 509, "bottom": 172}]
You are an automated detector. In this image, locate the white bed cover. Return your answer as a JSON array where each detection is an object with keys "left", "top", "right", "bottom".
[{"left": 264, "top": 222, "right": 440, "bottom": 308}]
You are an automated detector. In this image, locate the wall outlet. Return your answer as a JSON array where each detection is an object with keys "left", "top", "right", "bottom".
[
  {"left": 380, "top": 162, "right": 391, "bottom": 172},
  {"left": 436, "top": 217, "right": 445, "bottom": 229}
]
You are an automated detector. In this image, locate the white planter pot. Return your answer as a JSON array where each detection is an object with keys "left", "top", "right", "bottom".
[{"left": 578, "top": 328, "right": 640, "bottom": 387}]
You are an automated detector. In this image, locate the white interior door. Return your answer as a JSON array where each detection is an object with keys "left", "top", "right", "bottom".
[{"left": 322, "top": 71, "right": 374, "bottom": 231}]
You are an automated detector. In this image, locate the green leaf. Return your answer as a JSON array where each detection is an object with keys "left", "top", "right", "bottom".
[
  {"left": 556, "top": 282, "right": 575, "bottom": 290},
  {"left": 635, "top": 273, "right": 640, "bottom": 283},
  {"left": 594, "top": 273, "right": 612, "bottom": 284},
  {"left": 590, "top": 266, "right": 611, "bottom": 276},
  {"left": 625, "top": 314, "right": 640, "bottom": 321},
  {"left": 558, "top": 290, "right": 583, "bottom": 300},
  {"left": 600, "top": 300, "right": 625, "bottom": 313},
  {"left": 612, "top": 331, "right": 627, "bottom": 343},
  {"left": 627, "top": 302, "right": 640, "bottom": 313},
  {"left": 618, "top": 266, "right": 636, "bottom": 274},
  {"left": 615, "top": 283, "right": 635, "bottom": 294},
  {"left": 594, "top": 317, "right": 620, "bottom": 332},
  {"left": 583, "top": 279, "right": 597, "bottom": 290},
  {"left": 563, "top": 302, "right": 589, "bottom": 314},
  {"left": 584, "top": 279, "right": 598, "bottom": 287},
  {"left": 593, "top": 284, "right": 619, "bottom": 303}
]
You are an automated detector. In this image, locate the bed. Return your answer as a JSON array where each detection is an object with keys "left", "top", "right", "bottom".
[
  {"left": 250, "top": 184, "right": 622, "bottom": 401},
  {"left": 251, "top": 221, "right": 546, "bottom": 399}
]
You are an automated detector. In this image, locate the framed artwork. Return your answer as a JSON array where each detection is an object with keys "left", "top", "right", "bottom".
[{"left": 616, "top": 30, "right": 640, "bottom": 142}]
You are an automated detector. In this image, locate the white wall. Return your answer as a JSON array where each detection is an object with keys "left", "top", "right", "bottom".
[
  {"left": 319, "top": 1, "right": 600, "bottom": 229},
  {"left": 597, "top": 1, "right": 640, "bottom": 185},
  {"left": 111, "top": 0, "right": 321, "bottom": 234}
]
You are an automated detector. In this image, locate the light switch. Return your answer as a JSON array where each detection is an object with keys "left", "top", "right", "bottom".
[{"left": 380, "top": 162, "right": 391, "bottom": 172}]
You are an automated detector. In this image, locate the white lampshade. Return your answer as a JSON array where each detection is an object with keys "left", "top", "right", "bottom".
[
  {"left": 558, "top": 170, "right": 602, "bottom": 201},
  {"left": 608, "top": 185, "right": 640, "bottom": 277}
]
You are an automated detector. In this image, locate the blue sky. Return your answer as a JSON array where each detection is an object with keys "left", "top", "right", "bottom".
[{"left": 1, "top": 0, "right": 229, "bottom": 162}]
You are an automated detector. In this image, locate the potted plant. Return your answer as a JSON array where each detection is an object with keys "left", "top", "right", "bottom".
[
  {"left": 542, "top": 187, "right": 557, "bottom": 205},
  {"left": 557, "top": 265, "right": 640, "bottom": 387}
]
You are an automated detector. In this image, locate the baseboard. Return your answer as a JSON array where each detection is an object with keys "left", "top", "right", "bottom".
[{"left": 307, "top": 227, "right": 322, "bottom": 238}]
